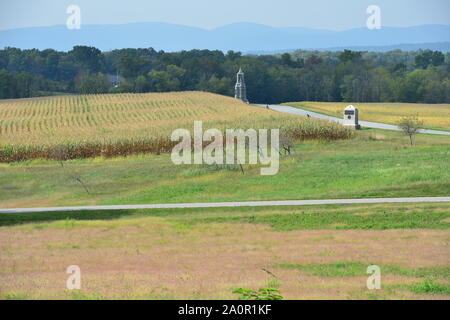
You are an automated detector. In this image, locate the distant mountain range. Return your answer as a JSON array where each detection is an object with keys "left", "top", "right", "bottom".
[
  {"left": 247, "top": 43, "right": 450, "bottom": 55},
  {"left": 1, "top": 22, "right": 449, "bottom": 53}
]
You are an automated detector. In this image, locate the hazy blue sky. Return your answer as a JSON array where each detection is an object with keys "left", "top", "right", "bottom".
[{"left": 1, "top": 0, "right": 449, "bottom": 31}]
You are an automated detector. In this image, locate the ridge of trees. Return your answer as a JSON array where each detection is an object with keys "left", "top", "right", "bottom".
[{"left": 0, "top": 46, "right": 448, "bottom": 103}]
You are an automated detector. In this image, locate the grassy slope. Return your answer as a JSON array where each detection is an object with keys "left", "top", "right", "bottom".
[
  {"left": 1, "top": 201, "right": 449, "bottom": 228},
  {"left": 1, "top": 128, "right": 449, "bottom": 208},
  {"left": 283, "top": 102, "right": 450, "bottom": 131}
]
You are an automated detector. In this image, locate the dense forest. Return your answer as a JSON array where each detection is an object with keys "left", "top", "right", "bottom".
[{"left": 0, "top": 46, "right": 449, "bottom": 103}]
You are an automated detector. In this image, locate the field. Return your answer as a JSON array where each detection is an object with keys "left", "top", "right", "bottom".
[
  {"left": 283, "top": 102, "right": 450, "bottom": 131},
  {"left": 0, "top": 128, "right": 449, "bottom": 300},
  {"left": 0, "top": 92, "right": 351, "bottom": 161},
  {"left": 1, "top": 92, "right": 449, "bottom": 300},
  {"left": 0, "top": 129, "right": 449, "bottom": 208},
  {"left": 0, "top": 203, "right": 449, "bottom": 299}
]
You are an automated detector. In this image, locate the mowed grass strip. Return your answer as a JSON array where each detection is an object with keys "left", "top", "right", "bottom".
[
  {"left": 277, "top": 261, "right": 450, "bottom": 279},
  {"left": 187, "top": 206, "right": 450, "bottom": 231},
  {"left": 1, "top": 202, "right": 449, "bottom": 230},
  {"left": 283, "top": 101, "right": 450, "bottom": 131}
]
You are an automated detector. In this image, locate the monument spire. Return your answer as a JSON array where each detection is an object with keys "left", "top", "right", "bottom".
[{"left": 235, "top": 68, "right": 249, "bottom": 103}]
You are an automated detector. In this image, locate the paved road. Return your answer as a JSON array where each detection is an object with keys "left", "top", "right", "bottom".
[
  {"left": 1, "top": 197, "right": 450, "bottom": 214},
  {"left": 257, "top": 104, "right": 450, "bottom": 136}
]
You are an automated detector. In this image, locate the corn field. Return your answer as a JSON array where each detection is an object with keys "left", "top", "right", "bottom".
[{"left": 0, "top": 91, "right": 353, "bottom": 162}]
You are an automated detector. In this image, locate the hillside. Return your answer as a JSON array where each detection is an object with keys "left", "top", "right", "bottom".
[
  {"left": 0, "top": 91, "right": 255, "bottom": 145},
  {"left": 0, "top": 91, "right": 351, "bottom": 161}
]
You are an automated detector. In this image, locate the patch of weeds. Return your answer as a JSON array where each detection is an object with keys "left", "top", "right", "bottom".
[
  {"left": 279, "top": 261, "right": 367, "bottom": 277},
  {"left": 32, "top": 224, "right": 47, "bottom": 230},
  {"left": 232, "top": 288, "right": 283, "bottom": 300},
  {"left": 63, "top": 219, "right": 77, "bottom": 228},
  {"left": 407, "top": 279, "right": 450, "bottom": 295},
  {"left": 349, "top": 283, "right": 403, "bottom": 300},
  {"left": 278, "top": 262, "right": 450, "bottom": 280},
  {"left": 189, "top": 210, "right": 450, "bottom": 231},
  {"left": 266, "top": 278, "right": 280, "bottom": 289},
  {"left": 3, "top": 292, "right": 29, "bottom": 300},
  {"left": 362, "top": 292, "right": 391, "bottom": 300},
  {"left": 403, "top": 266, "right": 450, "bottom": 279},
  {"left": 67, "top": 291, "right": 105, "bottom": 300},
  {"left": 379, "top": 265, "right": 450, "bottom": 280}
]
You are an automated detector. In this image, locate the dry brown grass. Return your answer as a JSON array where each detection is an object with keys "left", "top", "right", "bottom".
[{"left": 0, "top": 218, "right": 448, "bottom": 300}]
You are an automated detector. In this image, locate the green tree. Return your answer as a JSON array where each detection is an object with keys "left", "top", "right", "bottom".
[
  {"left": 0, "top": 69, "right": 15, "bottom": 98},
  {"left": 196, "top": 75, "right": 228, "bottom": 95},
  {"left": 69, "top": 46, "right": 102, "bottom": 73},
  {"left": 135, "top": 75, "right": 149, "bottom": 93},
  {"left": 149, "top": 65, "right": 186, "bottom": 92},
  {"left": 118, "top": 55, "right": 148, "bottom": 78},
  {"left": 280, "top": 53, "right": 294, "bottom": 67},
  {"left": 415, "top": 50, "right": 445, "bottom": 69},
  {"left": 338, "top": 50, "right": 362, "bottom": 64},
  {"left": 76, "top": 73, "right": 109, "bottom": 94}
]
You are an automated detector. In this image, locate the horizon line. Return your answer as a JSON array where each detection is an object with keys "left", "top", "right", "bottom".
[{"left": 1, "top": 21, "right": 449, "bottom": 32}]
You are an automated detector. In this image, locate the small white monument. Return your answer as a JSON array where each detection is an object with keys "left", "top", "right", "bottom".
[
  {"left": 343, "top": 105, "right": 361, "bottom": 129},
  {"left": 234, "top": 68, "right": 249, "bottom": 103}
]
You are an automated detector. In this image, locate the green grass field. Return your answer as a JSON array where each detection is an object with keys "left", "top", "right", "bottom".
[{"left": 1, "top": 128, "right": 449, "bottom": 208}]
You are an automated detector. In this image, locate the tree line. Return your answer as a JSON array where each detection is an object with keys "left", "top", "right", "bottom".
[{"left": 0, "top": 46, "right": 449, "bottom": 103}]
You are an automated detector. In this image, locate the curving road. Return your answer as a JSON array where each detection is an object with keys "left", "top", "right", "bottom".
[
  {"left": 257, "top": 104, "right": 450, "bottom": 136},
  {"left": 1, "top": 197, "right": 450, "bottom": 214}
]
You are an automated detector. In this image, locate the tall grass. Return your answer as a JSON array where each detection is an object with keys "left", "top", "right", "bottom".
[
  {"left": 0, "top": 137, "right": 174, "bottom": 162},
  {"left": 0, "top": 122, "right": 353, "bottom": 162}
]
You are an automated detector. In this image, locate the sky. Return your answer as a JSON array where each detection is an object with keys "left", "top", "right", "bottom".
[{"left": 1, "top": 0, "right": 449, "bottom": 31}]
